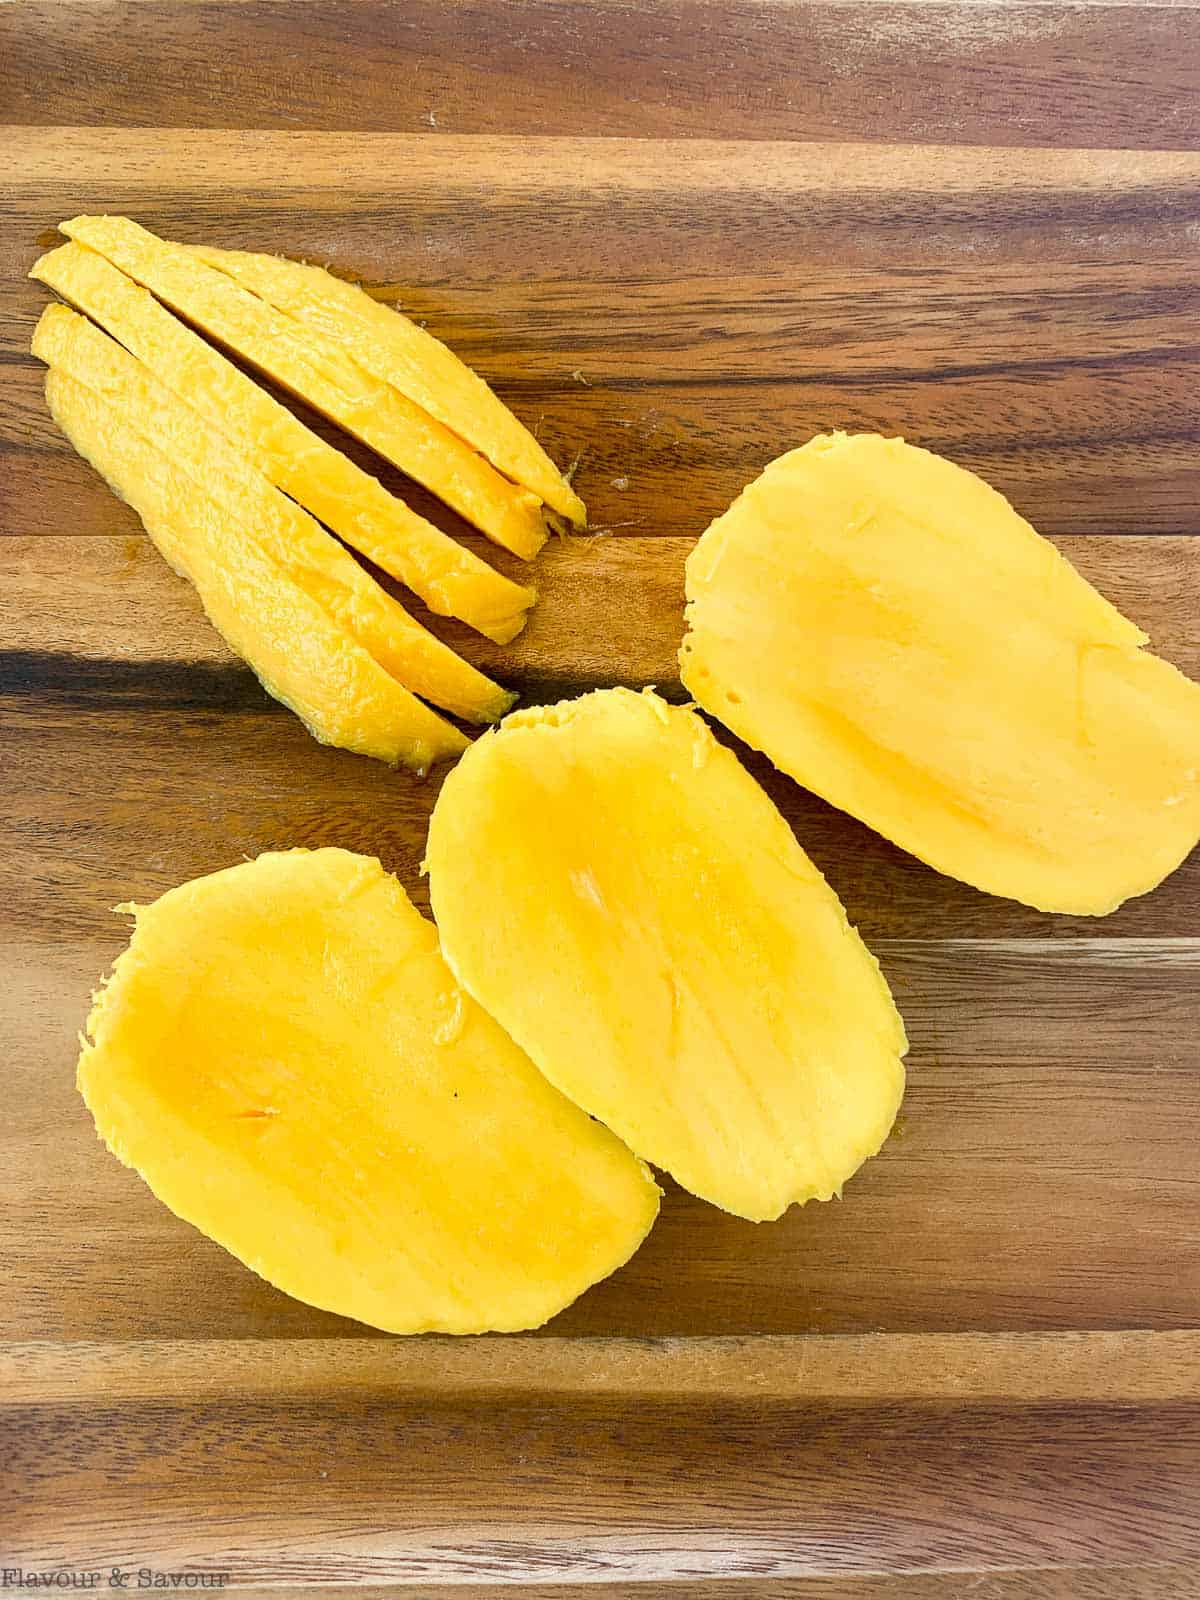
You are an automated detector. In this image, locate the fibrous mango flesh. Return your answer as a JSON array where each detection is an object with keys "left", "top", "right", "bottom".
[
  {"left": 31, "top": 240, "right": 533, "bottom": 644},
  {"left": 427, "top": 688, "right": 907, "bottom": 1222},
  {"left": 33, "top": 303, "right": 513, "bottom": 726},
  {"left": 78, "top": 849, "right": 660, "bottom": 1334},
  {"left": 61, "top": 216, "right": 549, "bottom": 562},
  {"left": 189, "top": 243, "right": 587, "bottom": 533},
  {"left": 680, "top": 432, "right": 1200, "bottom": 915},
  {"left": 47, "top": 369, "right": 467, "bottom": 771}
]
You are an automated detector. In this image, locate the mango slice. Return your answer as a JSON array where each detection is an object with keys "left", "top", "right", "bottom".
[
  {"left": 680, "top": 432, "right": 1200, "bottom": 915},
  {"left": 78, "top": 849, "right": 659, "bottom": 1334},
  {"left": 47, "top": 370, "right": 467, "bottom": 770},
  {"left": 34, "top": 303, "right": 512, "bottom": 727},
  {"left": 31, "top": 242, "right": 533, "bottom": 644},
  {"left": 61, "top": 216, "right": 548, "bottom": 562},
  {"left": 427, "top": 688, "right": 907, "bottom": 1222},
  {"left": 191, "top": 244, "right": 587, "bottom": 532}
]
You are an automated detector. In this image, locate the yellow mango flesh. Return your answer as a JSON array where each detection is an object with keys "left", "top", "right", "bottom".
[
  {"left": 61, "top": 216, "right": 548, "bottom": 562},
  {"left": 427, "top": 688, "right": 907, "bottom": 1222},
  {"left": 33, "top": 304, "right": 513, "bottom": 726},
  {"left": 32, "top": 242, "right": 533, "bottom": 644},
  {"left": 47, "top": 370, "right": 467, "bottom": 770},
  {"left": 680, "top": 432, "right": 1200, "bottom": 915},
  {"left": 78, "top": 849, "right": 659, "bottom": 1334},
  {"left": 191, "top": 244, "right": 586, "bottom": 532}
]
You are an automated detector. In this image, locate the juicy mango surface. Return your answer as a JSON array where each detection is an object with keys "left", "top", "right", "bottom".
[
  {"left": 46, "top": 370, "right": 467, "bottom": 771},
  {"left": 62, "top": 216, "right": 548, "bottom": 562},
  {"left": 427, "top": 688, "right": 907, "bottom": 1222},
  {"left": 32, "top": 240, "right": 534, "bottom": 644},
  {"left": 34, "top": 303, "right": 513, "bottom": 726},
  {"left": 189, "top": 245, "right": 586, "bottom": 532},
  {"left": 78, "top": 849, "right": 660, "bottom": 1334},
  {"left": 681, "top": 432, "right": 1200, "bottom": 916}
]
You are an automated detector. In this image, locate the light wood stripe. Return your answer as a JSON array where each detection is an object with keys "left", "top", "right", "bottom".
[
  {"left": 880, "top": 938, "right": 1200, "bottom": 963},
  {"left": 4, "top": 1330, "right": 1199, "bottom": 1406},
  {"left": 27, "top": 1, "right": 1200, "bottom": 9},
  {"left": 217, "top": 1571, "right": 1200, "bottom": 1600},
  {"left": 5, "top": 131, "right": 1200, "bottom": 193}
]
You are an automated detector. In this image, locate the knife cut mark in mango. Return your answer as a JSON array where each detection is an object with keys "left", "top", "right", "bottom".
[
  {"left": 78, "top": 848, "right": 660, "bottom": 1335},
  {"left": 34, "top": 303, "right": 512, "bottom": 727},
  {"left": 680, "top": 432, "right": 1200, "bottom": 916},
  {"left": 427, "top": 687, "right": 907, "bottom": 1222},
  {"left": 61, "top": 215, "right": 549, "bottom": 563},
  {"left": 31, "top": 240, "right": 533, "bottom": 644},
  {"left": 47, "top": 370, "right": 467, "bottom": 770},
  {"left": 190, "top": 243, "right": 587, "bottom": 534}
]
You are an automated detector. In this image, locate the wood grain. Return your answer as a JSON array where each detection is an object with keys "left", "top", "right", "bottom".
[
  {"left": 5, "top": 1391, "right": 1199, "bottom": 1584},
  {"left": 4, "top": 530, "right": 1200, "bottom": 939},
  {"left": 5, "top": 530, "right": 1198, "bottom": 694},
  {"left": 6, "top": 932, "right": 1200, "bottom": 1338},
  {"left": 7, "top": 136, "right": 1200, "bottom": 540},
  {"left": 4, "top": 1, "right": 1200, "bottom": 150},
  {"left": 4, "top": 13, "right": 1200, "bottom": 1592},
  {"left": 177, "top": 1575, "right": 1200, "bottom": 1600},
  {"left": 6, "top": 1331, "right": 1200, "bottom": 1406},
  {"left": 184, "top": 1574, "right": 1200, "bottom": 1600}
]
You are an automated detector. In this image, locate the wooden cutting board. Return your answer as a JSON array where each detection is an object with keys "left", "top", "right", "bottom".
[{"left": 3, "top": 5, "right": 1200, "bottom": 1593}]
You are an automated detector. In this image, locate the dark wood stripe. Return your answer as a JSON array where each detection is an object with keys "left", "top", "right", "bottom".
[
  {"left": 3, "top": 1, "right": 1200, "bottom": 149},
  {"left": 8, "top": 178, "right": 1200, "bottom": 284},
  {"left": 8, "top": 365, "right": 1200, "bottom": 539},
  {"left": 5, "top": 1395, "right": 1199, "bottom": 1581},
  {"left": 11, "top": 333, "right": 1200, "bottom": 397},
  {"left": 0, "top": 650, "right": 611, "bottom": 716},
  {"left": 0, "top": 651, "right": 270, "bottom": 714}
]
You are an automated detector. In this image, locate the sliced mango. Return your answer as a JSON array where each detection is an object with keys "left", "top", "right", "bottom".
[
  {"left": 427, "top": 688, "right": 907, "bottom": 1222},
  {"left": 60, "top": 216, "right": 548, "bottom": 561},
  {"left": 31, "top": 241, "right": 533, "bottom": 644},
  {"left": 191, "top": 243, "right": 587, "bottom": 530},
  {"left": 34, "top": 303, "right": 512, "bottom": 727},
  {"left": 47, "top": 370, "right": 467, "bottom": 770},
  {"left": 78, "top": 848, "right": 660, "bottom": 1334},
  {"left": 680, "top": 432, "right": 1200, "bottom": 915}
]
